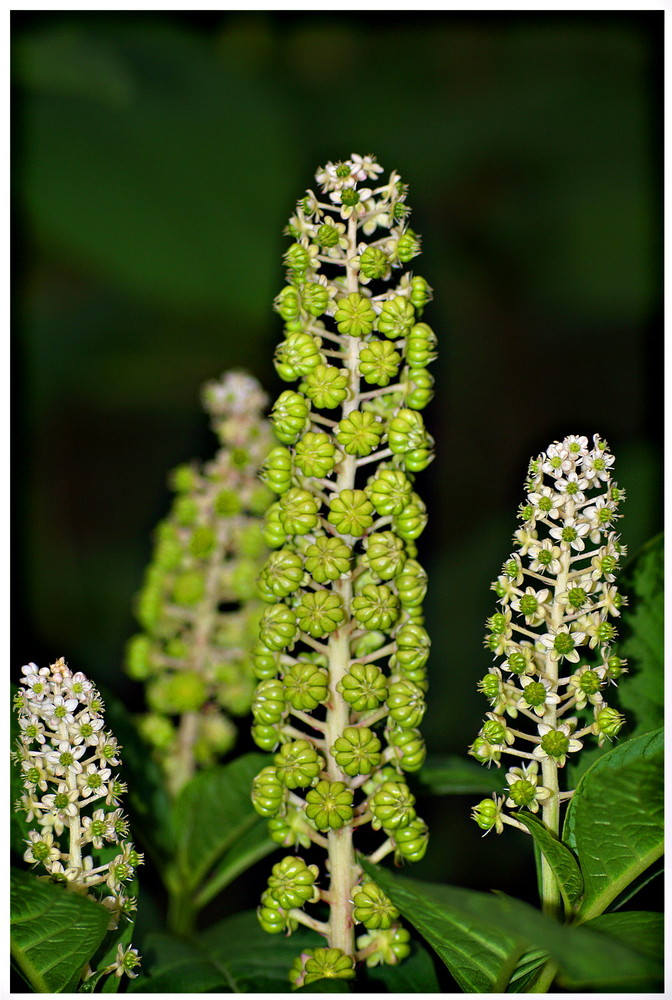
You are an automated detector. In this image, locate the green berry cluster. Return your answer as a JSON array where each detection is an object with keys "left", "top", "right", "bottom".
[
  {"left": 252, "top": 155, "right": 435, "bottom": 981},
  {"left": 125, "top": 371, "right": 274, "bottom": 794},
  {"left": 469, "top": 435, "right": 627, "bottom": 908}
]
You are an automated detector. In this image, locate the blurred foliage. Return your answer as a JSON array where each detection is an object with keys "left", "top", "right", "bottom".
[{"left": 13, "top": 10, "right": 662, "bottom": 918}]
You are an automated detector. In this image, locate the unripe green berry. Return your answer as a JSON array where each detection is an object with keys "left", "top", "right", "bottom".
[
  {"left": 268, "top": 855, "right": 319, "bottom": 909},
  {"left": 332, "top": 726, "right": 382, "bottom": 777},
  {"left": 293, "top": 432, "right": 337, "bottom": 478},
  {"left": 328, "top": 489, "right": 374, "bottom": 537},
  {"left": 257, "top": 889, "right": 298, "bottom": 935},
  {"left": 394, "top": 817, "right": 429, "bottom": 862},
  {"left": 259, "top": 604, "right": 297, "bottom": 651},
  {"left": 351, "top": 584, "right": 400, "bottom": 631},
  {"left": 336, "top": 410, "right": 384, "bottom": 458},
  {"left": 352, "top": 880, "right": 399, "bottom": 930},
  {"left": 252, "top": 766, "right": 288, "bottom": 818},
  {"left": 377, "top": 295, "right": 415, "bottom": 340},
  {"left": 283, "top": 662, "right": 329, "bottom": 711},
  {"left": 371, "top": 780, "right": 416, "bottom": 831},
  {"left": 387, "top": 726, "right": 426, "bottom": 772},
  {"left": 252, "top": 679, "right": 286, "bottom": 726},
  {"left": 338, "top": 663, "right": 387, "bottom": 712},
  {"left": 365, "top": 531, "right": 406, "bottom": 581},
  {"left": 296, "top": 590, "right": 346, "bottom": 638},
  {"left": 358, "top": 339, "right": 401, "bottom": 387},
  {"left": 387, "top": 679, "right": 426, "bottom": 729},
  {"left": 279, "top": 488, "right": 321, "bottom": 536},
  {"left": 260, "top": 447, "right": 294, "bottom": 495},
  {"left": 334, "top": 292, "right": 376, "bottom": 338},
  {"left": 304, "top": 535, "right": 352, "bottom": 583},
  {"left": 305, "top": 780, "right": 354, "bottom": 830},
  {"left": 274, "top": 739, "right": 324, "bottom": 788},
  {"left": 301, "top": 364, "right": 349, "bottom": 409}
]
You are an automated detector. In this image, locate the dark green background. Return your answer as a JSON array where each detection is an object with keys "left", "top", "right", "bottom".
[{"left": 13, "top": 10, "right": 662, "bottom": 929}]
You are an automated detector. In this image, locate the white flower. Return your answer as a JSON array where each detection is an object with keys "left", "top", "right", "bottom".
[
  {"left": 24, "top": 829, "right": 61, "bottom": 866},
  {"left": 44, "top": 740, "right": 86, "bottom": 777},
  {"left": 71, "top": 712, "right": 105, "bottom": 746},
  {"left": 527, "top": 486, "right": 565, "bottom": 520},
  {"left": 511, "top": 586, "right": 551, "bottom": 627},
  {"left": 533, "top": 722, "right": 583, "bottom": 767},
  {"left": 42, "top": 694, "right": 79, "bottom": 726},
  {"left": 528, "top": 539, "right": 562, "bottom": 575},
  {"left": 582, "top": 447, "right": 615, "bottom": 482},
  {"left": 567, "top": 665, "right": 606, "bottom": 710},
  {"left": 539, "top": 626, "right": 586, "bottom": 663},
  {"left": 107, "top": 943, "right": 141, "bottom": 979},
  {"left": 78, "top": 762, "right": 112, "bottom": 798},
  {"left": 19, "top": 715, "right": 47, "bottom": 744},
  {"left": 549, "top": 516, "right": 591, "bottom": 552},
  {"left": 514, "top": 526, "right": 538, "bottom": 555},
  {"left": 541, "top": 443, "right": 574, "bottom": 477},
  {"left": 350, "top": 153, "right": 384, "bottom": 181},
  {"left": 555, "top": 470, "right": 588, "bottom": 502},
  {"left": 563, "top": 434, "right": 590, "bottom": 458}
]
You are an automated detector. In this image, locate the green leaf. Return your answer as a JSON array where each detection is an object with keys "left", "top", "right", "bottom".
[
  {"left": 514, "top": 812, "right": 583, "bottom": 910},
  {"left": 191, "top": 814, "right": 277, "bottom": 910},
  {"left": 171, "top": 752, "right": 271, "bottom": 895},
  {"left": 608, "top": 861, "right": 663, "bottom": 911},
  {"left": 130, "top": 910, "right": 323, "bottom": 993},
  {"left": 199, "top": 910, "right": 322, "bottom": 992},
  {"left": 11, "top": 867, "right": 110, "bottom": 992},
  {"left": 419, "top": 754, "right": 506, "bottom": 795},
  {"left": 505, "top": 948, "right": 549, "bottom": 993},
  {"left": 19, "top": 22, "right": 298, "bottom": 321},
  {"left": 563, "top": 728, "right": 663, "bottom": 922},
  {"left": 366, "top": 939, "right": 441, "bottom": 992},
  {"left": 97, "top": 681, "right": 175, "bottom": 865},
  {"left": 127, "top": 933, "right": 231, "bottom": 993},
  {"left": 360, "top": 859, "right": 662, "bottom": 991},
  {"left": 616, "top": 533, "right": 664, "bottom": 737},
  {"left": 584, "top": 911, "right": 663, "bottom": 966}
]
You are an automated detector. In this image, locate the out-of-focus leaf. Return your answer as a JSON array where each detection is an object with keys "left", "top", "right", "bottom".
[
  {"left": 97, "top": 682, "right": 175, "bottom": 866},
  {"left": 11, "top": 867, "right": 109, "bottom": 993},
  {"left": 171, "top": 752, "right": 269, "bottom": 893},
  {"left": 515, "top": 813, "right": 583, "bottom": 911},
  {"left": 130, "top": 910, "right": 323, "bottom": 993},
  {"left": 295, "top": 982, "right": 350, "bottom": 993},
  {"left": 563, "top": 729, "right": 663, "bottom": 922},
  {"left": 366, "top": 939, "right": 441, "bottom": 992},
  {"left": 584, "top": 911, "right": 663, "bottom": 965},
  {"left": 615, "top": 533, "right": 664, "bottom": 736},
  {"left": 191, "top": 813, "right": 277, "bottom": 910},
  {"left": 20, "top": 22, "right": 298, "bottom": 320},
  {"left": 126, "top": 933, "right": 231, "bottom": 993},
  {"left": 15, "top": 25, "right": 134, "bottom": 106},
  {"left": 419, "top": 754, "right": 506, "bottom": 795},
  {"left": 360, "top": 858, "right": 662, "bottom": 991}
]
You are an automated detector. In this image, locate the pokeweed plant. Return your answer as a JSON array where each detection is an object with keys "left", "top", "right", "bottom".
[
  {"left": 250, "top": 154, "right": 436, "bottom": 985},
  {"left": 12, "top": 657, "right": 142, "bottom": 987},
  {"left": 470, "top": 434, "right": 628, "bottom": 916},
  {"left": 125, "top": 371, "right": 273, "bottom": 795}
]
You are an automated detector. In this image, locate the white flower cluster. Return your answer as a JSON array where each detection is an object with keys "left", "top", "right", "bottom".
[
  {"left": 470, "top": 435, "right": 628, "bottom": 835},
  {"left": 14, "top": 657, "right": 143, "bottom": 934},
  {"left": 287, "top": 152, "right": 415, "bottom": 255}
]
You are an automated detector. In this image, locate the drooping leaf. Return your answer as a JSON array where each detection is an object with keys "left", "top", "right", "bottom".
[
  {"left": 360, "top": 858, "right": 662, "bottom": 991},
  {"left": 608, "top": 861, "right": 663, "bottom": 912},
  {"left": 11, "top": 867, "right": 110, "bottom": 992},
  {"left": 563, "top": 728, "right": 663, "bottom": 922},
  {"left": 419, "top": 754, "right": 506, "bottom": 795},
  {"left": 615, "top": 533, "right": 664, "bottom": 737},
  {"left": 171, "top": 752, "right": 270, "bottom": 894},
  {"left": 515, "top": 812, "right": 583, "bottom": 910}
]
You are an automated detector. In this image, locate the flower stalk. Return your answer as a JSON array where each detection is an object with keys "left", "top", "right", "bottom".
[
  {"left": 470, "top": 435, "right": 627, "bottom": 919},
  {"left": 251, "top": 154, "right": 436, "bottom": 985}
]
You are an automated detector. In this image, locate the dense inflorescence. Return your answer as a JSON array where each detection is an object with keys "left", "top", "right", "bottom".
[
  {"left": 470, "top": 435, "right": 627, "bottom": 911},
  {"left": 13, "top": 657, "right": 142, "bottom": 979},
  {"left": 251, "top": 154, "right": 436, "bottom": 983},
  {"left": 125, "top": 371, "right": 274, "bottom": 794}
]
